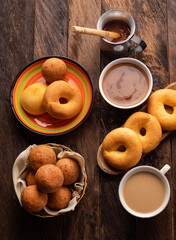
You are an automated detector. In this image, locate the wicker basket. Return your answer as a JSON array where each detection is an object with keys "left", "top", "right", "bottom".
[{"left": 12, "top": 143, "right": 87, "bottom": 218}]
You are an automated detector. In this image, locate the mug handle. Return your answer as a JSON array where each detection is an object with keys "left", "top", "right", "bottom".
[
  {"left": 160, "top": 164, "right": 171, "bottom": 175},
  {"left": 130, "top": 35, "right": 147, "bottom": 53}
]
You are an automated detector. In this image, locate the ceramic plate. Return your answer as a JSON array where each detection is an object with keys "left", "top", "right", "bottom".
[{"left": 10, "top": 56, "right": 94, "bottom": 136}]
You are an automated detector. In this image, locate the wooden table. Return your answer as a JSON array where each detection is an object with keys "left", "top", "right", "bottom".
[{"left": 1, "top": 0, "right": 176, "bottom": 239}]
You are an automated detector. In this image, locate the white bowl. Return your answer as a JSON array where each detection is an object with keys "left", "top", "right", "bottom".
[{"left": 99, "top": 58, "right": 153, "bottom": 109}]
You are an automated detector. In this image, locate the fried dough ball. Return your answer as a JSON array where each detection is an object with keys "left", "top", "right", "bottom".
[
  {"left": 21, "top": 185, "right": 48, "bottom": 213},
  {"left": 41, "top": 58, "right": 67, "bottom": 83},
  {"left": 35, "top": 164, "right": 64, "bottom": 193},
  {"left": 20, "top": 82, "right": 47, "bottom": 115},
  {"left": 28, "top": 145, "right": 56, "bottom": 171},
  {"left": 56, "top": 158, "right": 80, "bottom": 185},
  {"left": 26, "top": 170, "right": 36, "bottom": 186},
  {"left": 48, "top": 186, "right": 72, "bottom": 210}
]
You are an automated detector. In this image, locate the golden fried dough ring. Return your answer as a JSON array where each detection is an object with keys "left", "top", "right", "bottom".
[
  {"left": 147, "top": 89, "right": 176, "bottom": 130},
  {"left": 124, "top": 112, "right": 162, "bottom": 153},
  {"left": 102, "top": 128, "right": 142, "bottom": 170},
  {"left": 43, "top": 81, "right": 83, "bottom": 119}
]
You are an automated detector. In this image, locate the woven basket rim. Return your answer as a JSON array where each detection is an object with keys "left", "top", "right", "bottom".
[{"left": 26, "top": 143, "right": 87, "bottom": 218}]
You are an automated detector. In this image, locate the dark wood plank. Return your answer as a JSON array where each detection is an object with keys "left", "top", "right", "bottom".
[
  {"left": 0, "top": 0, "right": 35, "bottom": 240},
  {"left": 134, "top": 0, "right": 172, "bottom": 239},
  {"left": 135, "top": 0, "right": 169, "bottom": 90},
  {"left": 168, "top": 0, "right": 176, "bottom": 239},
  {"left": 61, "top": 0, "right": 101, "bottom": 239},
  {"left": 167, "top": 0, "right": 176, "bottom": 84},
  {"left": 34, "top": 0, "right": 68, "bottom": 58}
]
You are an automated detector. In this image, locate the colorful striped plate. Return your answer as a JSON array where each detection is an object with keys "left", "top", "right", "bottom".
[{"left": 10, "top": 56, "right": 94, "bottom": 136}]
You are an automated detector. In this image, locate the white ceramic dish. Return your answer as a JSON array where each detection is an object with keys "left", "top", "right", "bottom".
[{"left": 99, "top": 57, "right": 153, "bottom": 109}]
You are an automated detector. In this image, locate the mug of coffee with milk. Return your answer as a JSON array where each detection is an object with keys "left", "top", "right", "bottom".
[
  {"left": 118, "top": 164, "right": 170, "bottom": 218},
  {"left": 97, "top": 9, "right": 146, "bottom": 58}
]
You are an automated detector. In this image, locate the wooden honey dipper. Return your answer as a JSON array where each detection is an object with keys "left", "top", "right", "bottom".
[{"left": 72, "top": 26, "right": 121, "bottom": 39}]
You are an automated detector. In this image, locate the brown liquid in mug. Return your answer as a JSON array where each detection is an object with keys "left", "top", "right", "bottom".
[
  {"left": 103, "top": 20, "right": 131, "bottom": 42},
  {"left": 102, "top": 63, "right": 149, "bottom": 106},
  {"left": 123, "top": 172, "right": 165, "bottom": 213}
]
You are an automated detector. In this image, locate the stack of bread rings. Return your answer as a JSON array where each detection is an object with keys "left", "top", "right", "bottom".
[
  {"left": 20, "top": 58, "right": 83, "bottom": 120},
  {"left": 102, "top": 88, "right": 176, "bottom": 171}
]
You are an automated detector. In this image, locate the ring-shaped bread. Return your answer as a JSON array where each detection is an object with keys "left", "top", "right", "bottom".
[
  {"left": 43, "top": 81, "right": 83, "bottom": 119},
  {"left": 124, "top": 112, "right": 162, "bottom": 153},
  {"left": 102, "top": 128, "right": 142, "bottom": 170},
  {"left": 147, "top": 89, "right": 176, "bottom": 130}
]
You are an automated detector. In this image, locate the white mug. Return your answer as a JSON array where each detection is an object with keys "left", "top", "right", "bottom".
[
  {"left": 97, "top": 9, "right": 147, "bottom": 58},
  {"left": 118, "top": 164, "right": 171, "bottom": 218}
]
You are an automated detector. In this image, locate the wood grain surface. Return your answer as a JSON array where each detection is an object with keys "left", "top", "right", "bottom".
[
  {"left": 0, "top": 0, "right": 176, "bottom": 239},
  {"left": 168, "top": 1, "right": 176, "bottom": 239}
]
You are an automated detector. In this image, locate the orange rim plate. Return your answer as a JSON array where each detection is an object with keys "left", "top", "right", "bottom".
[{"left": 10, "top": 56, "right": 94, "bottom": 136}]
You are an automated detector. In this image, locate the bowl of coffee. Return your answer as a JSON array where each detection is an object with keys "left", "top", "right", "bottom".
[
  {"left": 118, "top": 164, "right": 171, "bottom": 218},
  {"left": 99, "top": 58, "right": 153, "bottom": 109}
]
